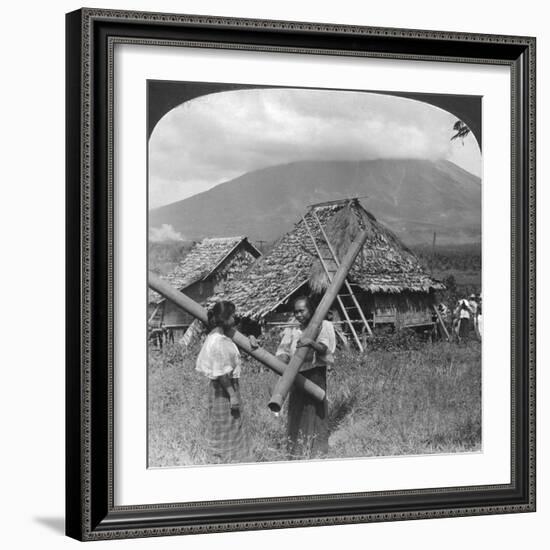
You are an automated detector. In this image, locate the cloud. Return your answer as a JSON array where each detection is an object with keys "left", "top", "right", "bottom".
[
  {"left": 149, "top": 224, "right": 185, "bottom": 242},
  {"left": 149, "top": 88, "right": 481, "bottom": 208}
]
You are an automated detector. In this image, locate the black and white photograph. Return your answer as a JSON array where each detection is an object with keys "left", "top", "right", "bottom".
[
  {"left": 59, "top": 3, "right": 537, "bottom": 542},
  {"left": 147, "top": 81, "right": 483, "bottom": 467}
]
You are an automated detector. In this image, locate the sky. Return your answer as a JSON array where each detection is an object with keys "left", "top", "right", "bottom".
[{"left": 149, "top": 88, "right": 481, "bottom": 209}]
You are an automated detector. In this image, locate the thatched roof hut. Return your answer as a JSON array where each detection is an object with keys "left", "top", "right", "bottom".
[
  {"left": 210, "top": 199, "right": 444, "bottom": 330},
  {"left": 149, "top": 236, "right": 261, "bottom": 333},
  {"left": 149, "top": 236, "right": 261, "bottom": 304}
]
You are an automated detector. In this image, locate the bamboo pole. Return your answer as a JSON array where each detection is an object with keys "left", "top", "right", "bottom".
[
  {"left": 148, "top": 271, "right": 326, "bottom": 402},
  {"left": 267, "top": 229, "right": 370, "bottom": 412}
]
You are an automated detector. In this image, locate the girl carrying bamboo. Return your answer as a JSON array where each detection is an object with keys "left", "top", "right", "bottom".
[
  {"left": 275, "top": 296, "right": 336, "bottom": 459},
  {"left": 195, "top": 301, "right": 256, "bottom": 463}
]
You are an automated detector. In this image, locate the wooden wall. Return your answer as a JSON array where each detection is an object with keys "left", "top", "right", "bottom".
[
  {"left": 259, "top": 287, "right": 435, "bottom": 341},
  {"left": 371, "top": 291, "right": 435, "bottom": 328},
  {"left": 161, "top": 280, "right": 214, "bottom": 327},
  {"left": 263, "top": 286, "right": 435, "bottom": 330}
]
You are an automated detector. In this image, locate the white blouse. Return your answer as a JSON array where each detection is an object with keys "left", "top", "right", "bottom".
[
  {"left": 275, "top": 320, "right": 336, "bottom": 372},
  {"left": 195, "top": 327, "right": 242, "bottom": 380}
]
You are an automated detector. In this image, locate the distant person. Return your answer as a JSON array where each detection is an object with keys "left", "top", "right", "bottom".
[
  {"left": 476, "top": 294, "right": 482, "bottom": 338},
  {"left": 476, "top": 302, "right": 483, "bottom": 341},
  {"left": 275, "top": 296, "right": 336, "bottom": 459},
  {"left": 468, "top": 294, "right": 479, "bottom": 333},
  {"left": 452, "top": 316, "right": 460, "bottom": 341},
  {"left": 195, "top": 300, "right": 256, "bottom": 463},
  {"left": 454, "top": 298, "right": 473, "bottom": 343}
]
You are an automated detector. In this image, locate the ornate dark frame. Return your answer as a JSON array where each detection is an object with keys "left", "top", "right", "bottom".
[{"left": 65, "top": 8, "right": 536, "bottom": 541}]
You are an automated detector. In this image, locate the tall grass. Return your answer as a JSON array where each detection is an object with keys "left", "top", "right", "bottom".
[{"left": 148, "top": 334, "right": 481, "bottom": 467}]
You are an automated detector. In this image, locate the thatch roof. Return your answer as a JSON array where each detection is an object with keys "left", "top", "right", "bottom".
[
  {"left": 212, "top": 199, "right": 444, "bottom": 320},
  {"left": 149, "top": 236, "right": 260, "bottom": 304}
]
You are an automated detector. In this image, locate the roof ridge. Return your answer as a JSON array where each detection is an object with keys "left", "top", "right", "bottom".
[
  {"left": 198, "top": 235, "right": 246, "bottom": 243},
  {"left": 308, "top": 197, "right": 364, "bottom": 209}
]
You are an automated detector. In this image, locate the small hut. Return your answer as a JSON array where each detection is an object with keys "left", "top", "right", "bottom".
[
  {"left": 149, "top": 236, "right": 261, "bottom": 339},
  {"left": 205, "top": 199, "right": 444, "bottom": 341}
]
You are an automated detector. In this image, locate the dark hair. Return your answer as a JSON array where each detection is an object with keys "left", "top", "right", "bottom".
[
  {"left": 207, "top": 300, "right": 236, "bottom": 328},
  {"left": 293, "top": 295, "right": 313, "bottom": 312}
]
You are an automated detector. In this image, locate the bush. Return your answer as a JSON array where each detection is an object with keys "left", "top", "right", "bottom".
[{"left": 367, "top": 326, "right": 425, "bottom": 352}]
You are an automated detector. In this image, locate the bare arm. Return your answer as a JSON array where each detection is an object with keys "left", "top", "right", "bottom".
[
  {"left": 217, "top": 374, "right": 240, "bottom": 410},
  {"left": 297, "top": 336, "right": 327, "bottom": 355},
  {"left": 276, "top": 352, "right": 291, "bottom": 364},
  {"left": 275, "top": 328, "right": 292, "bottom": 364}
]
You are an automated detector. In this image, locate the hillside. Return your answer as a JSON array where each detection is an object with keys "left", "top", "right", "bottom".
[{"left": 149, "top": 158, "right": 481, "bottom": 245}]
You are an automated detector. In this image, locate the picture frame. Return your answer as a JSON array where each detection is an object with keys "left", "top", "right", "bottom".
[{"left": 65, "top": 7, "right": 536, "bottom": 541}]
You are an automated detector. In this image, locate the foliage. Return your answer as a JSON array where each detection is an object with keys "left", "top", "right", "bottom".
[
  {"left": 451, "top": 119, "right": 472, "bottom": 143},
  {"left": 412, "top": 243, "right": 481, "bottom": 300},
  {"left": 412, "top": 243, "right": 481, "bottom": 273}
]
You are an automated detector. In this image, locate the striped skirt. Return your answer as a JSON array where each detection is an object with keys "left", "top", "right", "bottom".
[{"left": 205, "top": 378, "right": 250, "bottom": 464}]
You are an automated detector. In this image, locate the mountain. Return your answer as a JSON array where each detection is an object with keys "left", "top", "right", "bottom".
[{"left": 149, "top": 159, "right": 481, "bottom": 246}]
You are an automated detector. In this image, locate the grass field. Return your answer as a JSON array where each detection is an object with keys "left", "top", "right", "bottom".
[{"left": 148, "top": 334, "right": 481, "bottom": 467}]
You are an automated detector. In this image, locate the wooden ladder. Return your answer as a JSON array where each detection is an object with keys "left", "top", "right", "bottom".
[{"left": 302, "top": 209, "right": 373, "bottom": 352}]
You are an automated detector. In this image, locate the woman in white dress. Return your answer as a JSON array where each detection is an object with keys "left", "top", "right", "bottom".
[{"left": 196, "top": 301, "right": 252, "bottom": 463}]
